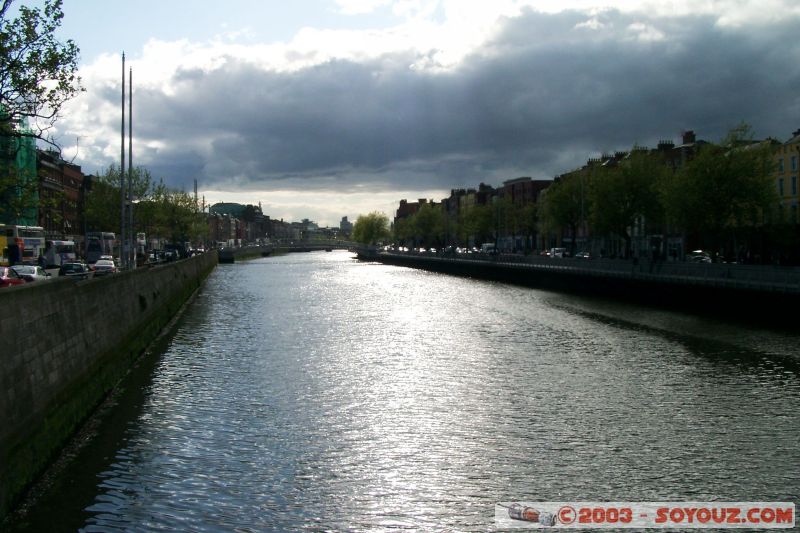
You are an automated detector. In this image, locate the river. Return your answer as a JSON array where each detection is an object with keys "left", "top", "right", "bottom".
[{"left": 9, "top": 250, "right": 800, "bottom": 531}]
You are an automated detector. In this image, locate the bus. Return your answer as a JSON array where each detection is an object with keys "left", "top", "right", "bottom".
[
  {"left": 86, "top": 231, "right": 116, "bottom": 264},
  {"left": 0, "top": 224, "right": 45, "bottom": 266},
  {"left": 43, "top": 239, "right": 77, "bottom": 267}
]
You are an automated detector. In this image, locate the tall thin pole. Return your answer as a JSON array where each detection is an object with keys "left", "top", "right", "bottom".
[
  {"left": 120, "top": 52, "right": 126, "bottom": 268},
  {"left": 128, "top": 66, "right": 134, "bottom": 268}
]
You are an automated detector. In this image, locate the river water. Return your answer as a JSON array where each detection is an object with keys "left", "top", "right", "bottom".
[{"left": 11, "top": 251, "right": 800, "bottom": 531}]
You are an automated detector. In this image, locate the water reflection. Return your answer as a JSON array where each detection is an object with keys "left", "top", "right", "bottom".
[{"left": 24, "top": 251, "right": 800, "bottom": 531}]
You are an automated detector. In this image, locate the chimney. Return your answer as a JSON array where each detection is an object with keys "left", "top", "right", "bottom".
[
  {"left": 793, "top": 129, "right": 800, "bottom": 137},
  {"left": 682, "top": 130, "right": 696, "bottom": 144}
]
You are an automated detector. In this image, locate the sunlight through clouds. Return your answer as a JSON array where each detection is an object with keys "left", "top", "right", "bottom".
[{"left": 51, "top": 0, "right": 800, "bottom": 225}]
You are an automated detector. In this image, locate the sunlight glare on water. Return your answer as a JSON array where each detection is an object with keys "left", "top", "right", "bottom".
[{"left": 69, "top": 251, "right": 800, "bottom": 531}]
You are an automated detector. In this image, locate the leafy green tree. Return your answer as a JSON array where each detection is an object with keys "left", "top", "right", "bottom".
[
  {"left": 84, "top": 165, "right": 152, "bottom": 232},
  {"left": 458, "top": 204, "right": 493, "bottom": 246},
  {"left": 0, "top": 0, "right": 81, "bottom": 140},
  {"left": 352, "top": 211, "right": 390, "bottom": 245},
  {"left": 518, "top": 203, "right": 538, "bottom": 251},
  {"left": 83, "top": 166, "right": 207, "bottom": 245},
  {"left": 496, "top": 197, "right": 524, "bottom": 250},
  {"left": 412, "top": 202, "right": 445, "bottom": 248},
  {"left": 0, "top": 0, "right": 80, "bottom": 222},
  {"left": 393, "top": 216, "right": 414, "bottom": 245},
  {"left": 163, "top": 189, "right": 201, "bottom": 243},
  {"left": 538, "top": 173, "right": 584, "bottom": 252},
  {"left": 589, "top": 149, "right": 665, "bottom": 257},
  {"left": 660, "top": 123, "right": 777, "bottom": 255},
  {"left": 0, "top": 154, "right": 36, "bottom": 222}
]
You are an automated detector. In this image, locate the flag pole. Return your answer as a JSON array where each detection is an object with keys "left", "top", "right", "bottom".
[
  {"left": 128, "top": 66, "right": 133, "bottom": 268},
  {"left": 120, "top": 52, "right": 126, "bottom": 268}
]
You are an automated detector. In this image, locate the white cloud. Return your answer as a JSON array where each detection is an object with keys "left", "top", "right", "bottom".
[
  {"left": 334, "top": 0, "right": 392, "bottom": 15},
  {"left": 50, "top": 0, "right": 800, "bottom": 224},
  {"left": 626, "top": 21, "right": 665, "bottom": 41},
  {"left": 507, "top": 0, "right": 800, "bottom": 27},
  {"left": 575, "top": 17, "right": 606, "bottom": 30}
]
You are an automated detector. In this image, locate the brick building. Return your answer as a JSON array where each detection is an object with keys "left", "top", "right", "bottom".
[{"left": 37, "top": 149, "right": 86, "bottom": 241}]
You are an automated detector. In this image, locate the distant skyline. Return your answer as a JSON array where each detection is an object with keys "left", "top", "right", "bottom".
[{"left": 19, "top": 0, "right": 800, "bottom": 226}]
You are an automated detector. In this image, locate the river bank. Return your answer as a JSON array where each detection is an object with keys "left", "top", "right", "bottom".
[
  {"left": 0, "top": 251, "right": 218, "bottom": 520},
  {"left": 366, "top": 251, "right": 800, "bottom": 327}
]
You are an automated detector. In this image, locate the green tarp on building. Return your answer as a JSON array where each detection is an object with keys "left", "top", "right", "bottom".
[{"left": 0, "top": 110, "right": 38, "bottom": 226}]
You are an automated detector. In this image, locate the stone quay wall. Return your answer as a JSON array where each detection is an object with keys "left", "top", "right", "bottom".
[
  {"left": 370, "top": 252, "right": 799, "bottom": 326},
  {"left": 0, "top": 251, "right": 218, "bottom": 519}
]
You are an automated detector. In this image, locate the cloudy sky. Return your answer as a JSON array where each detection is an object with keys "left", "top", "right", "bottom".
[{"left": 35, "top": 0, "right": 800, "bottom": 225}]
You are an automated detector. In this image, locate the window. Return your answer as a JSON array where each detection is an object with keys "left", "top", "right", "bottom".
[
  {"left": 793, "top": 176, "right": 798, "bottom": 196},
  {"left": 779, "top": 158, "right": 784, "bottom": 172},
  {"left": 792, "top": 155, "right": 798, "bottom": 171},
  {"left": 778, "top": 178, "right": 784, "bottom": 196},
  {"left": 792, "top": 204, "right": 798, "bottom": 224}
]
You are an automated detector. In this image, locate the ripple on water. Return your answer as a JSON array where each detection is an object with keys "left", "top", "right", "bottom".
[{"left": 73, "top": 252, "right": 800, "bottom": 531}]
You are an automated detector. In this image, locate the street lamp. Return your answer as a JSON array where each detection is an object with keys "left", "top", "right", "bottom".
[{"left": 124, "top": 197, "right": 141, "bottom": 269}]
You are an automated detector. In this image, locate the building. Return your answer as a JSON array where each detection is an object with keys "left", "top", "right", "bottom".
[
  {"left": 207, "top": 202, "right": 271, "bottom": 245},
  {"left": 774, "top": 128, "right": 800, "bottom": 224},
  {"left": 340, "top": 216, "right": 353, "bottom": 235},
  {"left": 497, "top": 177, "right": 551, "bottom": 207},
  {"left": 395, "top": 198, "right": 425, "bottom": 222},
  {"left": 37, "top": 149, "right": 86, "bottom": 240}
]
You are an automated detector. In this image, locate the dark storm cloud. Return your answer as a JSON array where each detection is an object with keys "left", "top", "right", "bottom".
[{"left": 131, "top": 9, "right": 800, "bottom": 192}]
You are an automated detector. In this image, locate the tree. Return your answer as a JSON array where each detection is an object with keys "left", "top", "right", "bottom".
[
  {"left": 0, "top": 0, "right": 81, "bottom": 142},
  {"left": 589, "top": 149, "right": 665, "bottom": 258},
  {"left": 496, "top": 197, "right": 523, "bottom": 251},
  {"left": 0, "top": 131, "right": 36, "bottom": 223},
  {"left": 393, "top": 216, "right": 413, "bottom": 245},
  {"left": 660, "top": 123, "right": 778, "bottom": 257},
  {"left": 352, "top": 211, "right": 390, "bottom": 245},
  {"left": 0, "top": 0, "right": 81, "bottom": 222},
  {"left": 458, "top": 204, "right": 493, "bottom": 246},
  {"left": 84, "top": 165, "right": 152, "bottom": 232},
  {"left": 412, "top": 202, "right": 445, "bottom": 248},
  {"left": 163, "top": 189, "right": 201, "bottom": 243},
  {"left": 518, "top": 203, "right": 538, "bottom": 251},
  {"left": 538, "top": 174, "right": 583, "bottom": 253}
]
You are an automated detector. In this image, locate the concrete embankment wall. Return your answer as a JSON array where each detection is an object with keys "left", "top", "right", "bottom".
[
  {"left": 218, "top": 244, "right": 272, "bottom": 263},
  {"left": 0, "top": 251, "right": 218, "bottom": 519},
  {"left": 372, "top": 253, "right": 798, "bottom": 325}
]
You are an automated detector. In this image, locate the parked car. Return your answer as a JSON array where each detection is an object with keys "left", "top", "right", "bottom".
[
  {"left": 0, "top": 266, "right": 27, "bottom": 288},
  {"left": 11, "top": 264, "right": 51, "bottom": 282},
  {"left": 91, "top": 259, "right": 118, "bottom": 277},
  {"left": 58, "top": 262, "right": 91, "bottom": 279},
  {"left": 687, "top": 250, "right": 712, "bottom": 263}
]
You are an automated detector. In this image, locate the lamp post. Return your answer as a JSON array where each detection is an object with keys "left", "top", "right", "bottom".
[{"left": 127, "top": 197, "right": 142, "bottom": 268}]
